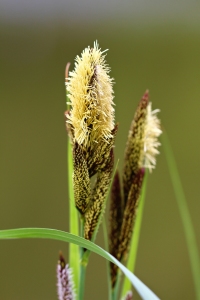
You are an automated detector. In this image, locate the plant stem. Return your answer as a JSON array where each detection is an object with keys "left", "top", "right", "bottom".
[
  {"left": 79, "top": 259, "right": 87, "bottom": 300},
  {"left": 66, "top": 71, "right": 80, "bottom": 291},
  {"left": 103, "top": 218, "right": 112, "bottom": 300},
  {"left": 162, "top": 131, "right": 200, "bottom": 300},
  {"left": 112, "top": 272, "right": 121, "bottom": 300},
  {"left": 67, "top": 131, "right": 80, "bottom": 291}
]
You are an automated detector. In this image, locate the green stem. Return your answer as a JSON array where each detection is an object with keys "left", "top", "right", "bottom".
[
  {"left": 79, "top": 217, "right": 89, "bottom": 300},
  {"left": 66, "top": 83, "right": 80, "bottom": 291},
  {"left": 103, "top": 218, "right": 112, "bottom": 300},
  {"left": 112, "top": 272, "right": 121, "bottom": 300},
  {"left": 162, "top": 131, "right": 200, "bottom": 300},
  {"left": 68, "top": 133, "right": 80, "bottom": 291},
  {"left": 79, "top": 259, "right": 87, "bottom": 300}
]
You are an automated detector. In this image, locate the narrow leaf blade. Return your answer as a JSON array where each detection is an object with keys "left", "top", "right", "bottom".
[{"left": 0, "top": 228, "right": 160, "bottom": 300}]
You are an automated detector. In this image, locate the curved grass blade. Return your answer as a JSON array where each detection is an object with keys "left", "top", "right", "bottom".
[
  {"left": 162, "top": 130, "right": 200, "bottom": 300},
  {"left": 0, "top": 228, "right": 160, "bottom": 300},
  {"left": 121, "top": 172, "right": 148, "bottom": 298}
]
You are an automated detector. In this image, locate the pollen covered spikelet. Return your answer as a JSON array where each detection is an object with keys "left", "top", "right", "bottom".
[
  {"left": 66, "top": 41, "right": 115, "bottom": 148},
  {"left": 57, "top": 252, "right": 76, "bottom": 300},
  {"left": 123, "top": 91, "right": 149, "bottom": 206},
  {"left": 65, "top": 42, "right": 117, "bottom": 239},
  {"left": 142, "top": 102, "right": 162, "bottom": 172},
  {"left": 109, "top": 91, "right": 162, "bottom": 287},
  {"left": 123, "top": 90, "right": 162, "bottom": 204}
]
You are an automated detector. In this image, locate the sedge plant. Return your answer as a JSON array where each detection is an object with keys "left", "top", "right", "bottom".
[{"left": 1, "top": 41, "right": 198, "bottom": 300}]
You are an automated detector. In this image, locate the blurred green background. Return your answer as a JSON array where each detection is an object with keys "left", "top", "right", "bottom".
[{"left": 1, "top": 1, "right": 200, "bottom": 299}]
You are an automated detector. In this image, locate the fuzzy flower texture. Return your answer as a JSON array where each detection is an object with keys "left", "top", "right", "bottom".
[
  {"left": 65, "top": 42, "right": 162, "bottom": 289},
  {"left": 66, "top": 41, "right": 115, "bottom": 148},
  {"left": 57, "top": 253, "right": 76, "bottom": 300},
  {"left": 65, "top": 42, "right": 117, "bottom": 241},
  {"left": 109, "top": 91, "right": 162, "bottom": 287}
]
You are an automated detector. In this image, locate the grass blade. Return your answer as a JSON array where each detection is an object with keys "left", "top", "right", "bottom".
[
  {"left": 162, "top": 131, "right": 200, "bottom": 300},
  {"left": 0, "top": 227, "right": 160, "bottom": 300}
]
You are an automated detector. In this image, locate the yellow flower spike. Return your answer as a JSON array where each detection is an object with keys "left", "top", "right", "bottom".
[
  {"left": 123, "top": 91, "right": 162, "bottom": 205},
  {"left": 66, "top": 42, "right": 117, "bottom": 225},
  {"left": 142, "top": 102, "right": 162, "bottom": 172},
  {"left": 66, "top": 41, "right": 115, "bottom": 150}
]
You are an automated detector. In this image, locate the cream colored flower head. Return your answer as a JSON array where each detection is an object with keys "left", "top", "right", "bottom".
[
  {"left": 66, "top": 41, "right": 115, "bottom": 148},
  {"left": 123, "top": 91, "right": 162, "bottom": 194},
  {"left": 142, "top": 102, "right": 162, "bottom": 172}
]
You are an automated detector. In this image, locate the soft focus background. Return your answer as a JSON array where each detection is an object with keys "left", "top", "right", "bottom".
[{"left": 1, "top": 1, "right": 200, "bottom": 299}]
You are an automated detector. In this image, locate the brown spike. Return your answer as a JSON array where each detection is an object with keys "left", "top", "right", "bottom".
[
  {"left": 84, "top": 149, "right": 114, "bottom": 240},
  {"left": 86, "top": 123, "right": 118, "bottom": 177},
  {"left": 73, "top": 142, "right": 91, "bottom": 214},
  {"left": 119, "top": 168, "right": 145, "bottom": 261},
  {"left": 123, "top": 92, "right": 149, "bottom": 207},
  {"left": 109, "top": 171, "right": 124, "bottom": 284},
  {"left": 111, "top": 168, "right": 145, "bottom": 287}
]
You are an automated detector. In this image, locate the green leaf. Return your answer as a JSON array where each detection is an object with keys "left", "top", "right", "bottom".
[
  {"left": 0, "top": 228, "right": 160, "bottom": 300},
  {"left": 162, "top": 131, "right": 200, "bottom": 300}
]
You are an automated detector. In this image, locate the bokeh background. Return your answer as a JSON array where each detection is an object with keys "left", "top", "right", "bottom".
[{"left": 1, "top": 1, "right": 200, "bottom": 299}]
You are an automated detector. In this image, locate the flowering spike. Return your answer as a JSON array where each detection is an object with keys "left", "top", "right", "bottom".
[
  {"left": 73, "top": 142, "right": 91, "bottom": 214},
  {"left": 118, "top": 168, "right": 145, "bottom": 261},
  {"left": 109, "top": 171, "right": 124, "bottom": 282},
  {"left": 109, "top": 91, "right": 161, "bottom": 287},
  {"left": 57, "top": 252, "right": 76, "bottom": 300},
  {"left": 123, "top": 91, "right": 148, "bottom": 205},
  {"left": 65, "top": 42, "right": 117, "bottom": 231},
  {"left": 142, "top": 102, "right": 162, "bottom": 172},
  {"left": 66, "top": 41, "right": 115, "bottom": 149},
  {"left": 111, "top": 168, "right": 145, "bottom": 287},
  {"left": 123, "top": 91, "right": 161, "bottom": 205},
  {"left": 84, "top": 148, "right": 114, "bottom": 240}
]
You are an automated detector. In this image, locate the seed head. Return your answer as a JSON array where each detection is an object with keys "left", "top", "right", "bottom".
[
  {"left": 66, "top": 41, "right": 115, "bottom": 149},
  {"left": 123, "top": 91, "right": 162, "bottom": 205},
  {"left": 65, "top": 42, "right": 117, "bottom": 218},
  {"left": 142, "top": 102, "right": 162, "bottom": 172},
  {"left": 110, "top": 91, "right": 162, "bottom": 287},
  {"left": 57, "top": 253, "right": 76, "bottom": 300}
]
